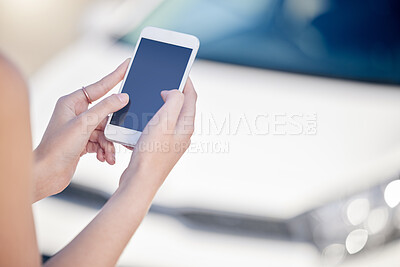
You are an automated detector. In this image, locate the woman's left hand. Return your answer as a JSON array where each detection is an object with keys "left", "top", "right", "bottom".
[{"left": 33, "top": 59, "right": 130, "bottom": 202}]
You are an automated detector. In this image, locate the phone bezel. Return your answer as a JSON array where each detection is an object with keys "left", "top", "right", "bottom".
[{"left": 104, "top": 26, "right": 200, "bottom": 147}]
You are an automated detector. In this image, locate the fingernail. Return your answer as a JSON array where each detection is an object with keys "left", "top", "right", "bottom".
[
  {"left": 160, "top": 90, "right": 167, "bottom": 98},
  {"left": 117, "top": 93, "right": 129, "bottom": 103}
]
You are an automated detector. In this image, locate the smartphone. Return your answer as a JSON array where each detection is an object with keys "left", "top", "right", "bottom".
[{"left": 104, "top": 27, "right": 200, "bottom": 147}]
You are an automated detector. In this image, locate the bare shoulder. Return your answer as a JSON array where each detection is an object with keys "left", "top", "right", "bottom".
[
  {"left": 0, "top": 54, "right": 29, "bottom": 114},
  {"left": 0, "top": 55, "right": 40, "bottom": 267},
  {"left": 0, "top": 53, "right": 32, "bottom": 160},
  {"left": 0, "top": 54, "right": 31, "bottom": 164},
  {"left": 0, "top": 53, "right": 31, "bottom": 149}
]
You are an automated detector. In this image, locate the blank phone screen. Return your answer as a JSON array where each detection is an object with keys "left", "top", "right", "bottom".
[{"left": 110, "top": 38, "right": 192, "bottom": 131}]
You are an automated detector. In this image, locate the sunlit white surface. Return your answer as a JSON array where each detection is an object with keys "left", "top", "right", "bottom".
[
  {"left": 346, "top": 198, "right": 370, "bottom": 226},
  {"left": 345, "top": 229, "right": 368, "bottom": 255},
  {"left": 384, "top": 180, "right": 400, "bottom": 208},
  {"left": 33, "top": 197, "right": 320, "bottom": 267}
]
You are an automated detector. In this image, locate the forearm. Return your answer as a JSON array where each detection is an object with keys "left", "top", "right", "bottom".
[{"left": 44, "top": 168, "right": 161, "bottom": 267}]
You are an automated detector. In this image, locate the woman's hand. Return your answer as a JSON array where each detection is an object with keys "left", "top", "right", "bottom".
[
  {"left": 33, "top": 59, "right": 130, "bottom": 202},
  {"left": 43, "top": 79, "right": 197, "bottom": 267},
  {"left": 119, "top": 79, "right": 197, "bottom": 197},
  {"left": 42, "top": 79, "right": 197, "bottom": 267}
]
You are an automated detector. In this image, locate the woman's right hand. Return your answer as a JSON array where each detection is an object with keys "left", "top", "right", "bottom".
[{"left": 119, "top": 79, "right": 197, "bottom": 195}]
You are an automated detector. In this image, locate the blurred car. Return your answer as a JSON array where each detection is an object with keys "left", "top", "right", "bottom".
[{"left": 30, "top": 0, "right": 400, "bottom": 266}]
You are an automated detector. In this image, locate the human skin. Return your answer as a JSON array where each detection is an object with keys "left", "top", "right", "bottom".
[
  {"left": 0, "top": 54, "right": 41, "bottom": 267},
  {"left": 0, "top": 55, "right": 197, "bottom": 266}
]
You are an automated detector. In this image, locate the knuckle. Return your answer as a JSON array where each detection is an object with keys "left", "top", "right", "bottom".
[{"left": 56, "top": 95, "right": 68, "bottom": 105}]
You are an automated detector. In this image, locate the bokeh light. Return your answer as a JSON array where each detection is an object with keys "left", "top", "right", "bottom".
[
  {"left": 366, "top": 207, "right": 389, "bottom": 235},
  {"left": 384, "top": 180, "right": 400, "bottom": 208},
  {"left": 345, "top": 229, "right": 368, "bottom": 254},
  {"left": 346, "top": 198, "right": 370, "bottom": 226},
  {"left": 322, "top": 243, "right": 346, "bottom": 266}
]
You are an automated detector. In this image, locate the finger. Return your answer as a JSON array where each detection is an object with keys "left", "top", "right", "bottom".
[
  {"left": 151, "top": 89, "right": 184, "bottom": 131},
  {"left": 77, "top": 93, "right": 129, "bottom": 135},
  {"left": 100, "top": 133, "right": 115, "bottom": 165},
  {"left": 89, "top": 130, "right": 115, "bottom": 165},
  {"left": 87, "top": 141, "right": 100, "bottom": 154},
  {"left": 80, "top": 142, "right": 98, "bottom": 156},
  {"left": 106, "top": 142, "right": 116, "bottom": 165},
  {"left": 85, "top": 58, "right": 130, "bottom": 101},
  {"left": 97, "top": 147, "right": 105, "bottom": 162},
  {"left": 89, "top": 130, "right": 100, "bottom": 143},
  {"left": 176, "top": 79, "right": 197, "bottom": 134},
  {"left": 69, "top": 58, "right": 130, "bottom": 103}
]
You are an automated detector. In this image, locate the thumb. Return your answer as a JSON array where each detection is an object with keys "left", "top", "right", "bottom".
[
  {"left": 160, "top": 89, "right": 181, "bottom": 102},
  {"left": 156, "top": 89, "right": 184, "bottom": 127},
  {"left": 160, "top": 90, "right": 168, "bottom": 102},
  {"left": 78, "top": 93, "right": 129, "bottom": 135}
]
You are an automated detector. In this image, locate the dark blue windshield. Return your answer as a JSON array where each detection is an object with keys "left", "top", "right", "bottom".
[{"left": 121, "top": 0, "right": 400, "bottom": 84}]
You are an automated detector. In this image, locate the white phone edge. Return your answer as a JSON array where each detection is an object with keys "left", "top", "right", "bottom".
[{"left": 104, "top": 26, "right": 200, "bottom": 147}]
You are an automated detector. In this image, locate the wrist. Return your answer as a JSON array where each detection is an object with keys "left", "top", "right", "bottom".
[
  {"left": 118, "top": 163, "right": 166, "bottom": 202},
  {"left": 32, "top": 147, "right": 57, "bottom": 202},
  {"left": 113, "top": 172, "right": 156, "bottom": 217},
  {"left": 32, "top": 148, "right": 46, "bottom": 202}
]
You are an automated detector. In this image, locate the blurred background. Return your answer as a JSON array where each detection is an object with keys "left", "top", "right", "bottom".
[{"left": 2, "top": 0, "right": 400, "bottom": 266}]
